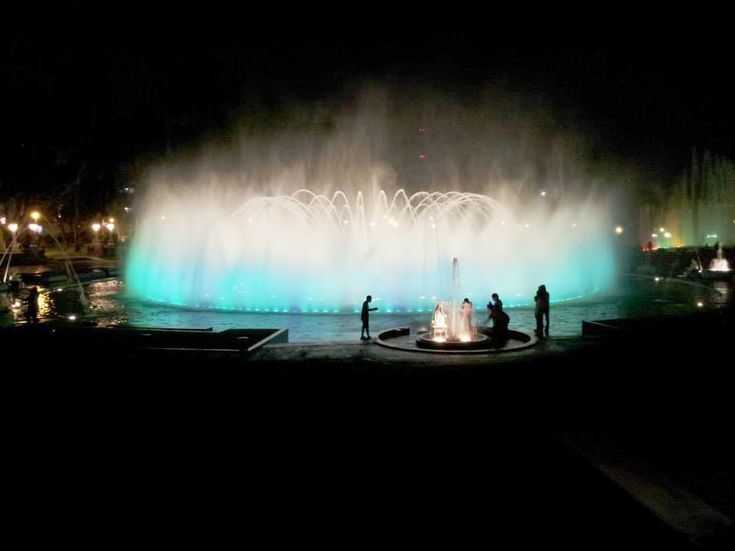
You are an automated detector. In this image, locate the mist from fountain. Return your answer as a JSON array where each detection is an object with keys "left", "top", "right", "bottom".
[{"left": 125, "top": 87, "right": 620, "bottom": 313}]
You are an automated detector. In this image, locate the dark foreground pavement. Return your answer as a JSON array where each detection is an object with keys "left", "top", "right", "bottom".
[{"left": 4, "top": 308, "right": 732, "bottom": 547}]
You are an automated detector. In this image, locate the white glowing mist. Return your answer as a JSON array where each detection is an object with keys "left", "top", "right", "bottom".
[{"left": 126, "top": 87, "right": 620, "bottom": 313}]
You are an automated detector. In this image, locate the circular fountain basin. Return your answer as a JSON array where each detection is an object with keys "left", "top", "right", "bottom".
[
  {"left": 375, "top": 326, "right": 537, "bottom": 354},
  {"left": 416, "top": 332, "right": 490, "bottom": 350}
]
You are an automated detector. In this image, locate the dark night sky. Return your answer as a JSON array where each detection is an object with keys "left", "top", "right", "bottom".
[{"left": 2, "top": 3, "right": 733, "bottom": 208}]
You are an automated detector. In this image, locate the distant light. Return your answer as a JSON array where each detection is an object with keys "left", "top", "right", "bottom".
[
  {"left": 418, "top": 127, "right": 426, "bottom": 134},
  {"left": 106, "top": 223, "right": 115, "bottom": 231},
  {"left": 540, "top": 191, "right": 546, "bottom": 197},
  {"left": 161, "top": 216, "right": 166, "bottom": 221},
  {"left": 68, "top": 314, "right": 77, "bottom": 321},
  {"left": 91, "top": 223, "right": 101, "bottom": 232},
  {"left": 615, "top": 226, "right": 623, "bottom": 234},
  {"left": 652, "top": 233, "right": 658, "bottom": 238},
  {"left": 696, "top": 302, "right": 704, "bottom": 308},
  {"left": 664, "top": 232, "right": 672, "bottom": 238},
  {"left": 28, "top": 223, "right": 42, "bottom": 234},
  {"left": 524, "top": 223, "right": 530, "bottom": 228},
  {"left": 56, "top": 288, "right": 62, "bottom": 292},
  {"left": 30, "top": 211, "right": 41, "bottom": 222},
  {"left": 124, "top": 207, "right": 130, "bottom": 212},
  {"left": 8, "top": 223, "right": 18, "bottom": 233},
  {"left": 0, "top": 217, "right": 5, "bottom": 225},
  {"left": 659, "top": 227, "right": 665, "bottom": 233},
  {"left": 108, "top": 217, "right": 115, "bottom": 223},
  {"left": 654, "top": 276, "right": 662, "bottom": 282},
  {"left": 418, "top": 153, "right": 427, "bottom": 160}
]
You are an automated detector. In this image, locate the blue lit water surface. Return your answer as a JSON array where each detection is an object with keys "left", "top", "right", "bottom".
[{"left": 71, "top": 276, "right": 729, "bottom": 342}]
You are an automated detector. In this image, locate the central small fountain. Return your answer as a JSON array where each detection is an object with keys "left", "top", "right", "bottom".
[{"left": 416, "top": 258, "right": 489, "bottom": 350}]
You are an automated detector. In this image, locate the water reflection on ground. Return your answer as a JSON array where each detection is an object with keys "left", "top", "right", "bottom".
[{"left": 1, "top": 275, "right": 731, "bottom": 342}]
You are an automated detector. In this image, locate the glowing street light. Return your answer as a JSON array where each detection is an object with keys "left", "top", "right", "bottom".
[
  {"left": 30, "top": 211, "right": 41, "bottom": 222},
  {"left": 615, "top": 226, "right": 624, "bottom": 235},
  {"left": 105, "top": 223, "right": 115, "bottom": 232},
  {"left": 0, "top": 217, "right": 6, "bottom": 225},
  {"left": 8, "top": 223, "right": 18, "bottom": 233},
  {"left": 91, "top": 223, "right": 101, "bottom": 232}
]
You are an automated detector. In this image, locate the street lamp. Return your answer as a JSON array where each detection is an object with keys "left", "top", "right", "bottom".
[
  {"left": 91, "top": 223, "right": 101, "bottom": 255},
  {"left": 2, "top": 223, "right": 20, "bottom": 282}
]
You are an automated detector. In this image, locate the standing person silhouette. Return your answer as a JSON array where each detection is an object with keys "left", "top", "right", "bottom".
[
  {"left": 534, "top": 284, "right": 550, "bottom": 338},
  {"left": 360, "top": 295, "right": 378, "bottom": 341},
  {"left": 460, "top": 298, "right": 473, "bottom": 337}
]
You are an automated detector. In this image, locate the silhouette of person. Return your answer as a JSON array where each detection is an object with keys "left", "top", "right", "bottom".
[
  {"left": 460, "top": 298, "right": 473, "bottom": 336},
  {"left": 26, "top": 286, "right": 39, "bottom": 323},
  {"left": 534, "top": 284, "right": 550, "bottom": 338},
  {"left": 360, "top": 295, "right": 378, "bottom": 341},
  {"left": 493, "top": 308, "right": 510, "bottom": 348},
  {"left": 486, "top": 293, "right": 503, "bottom": 327}
]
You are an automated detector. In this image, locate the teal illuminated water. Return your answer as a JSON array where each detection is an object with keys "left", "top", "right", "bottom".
[
  {"left": 3, "top": 275, "right": 724, "bottom": 342},
  {"left": 125, "top": 189, "right": 618, "bottom": 314}
]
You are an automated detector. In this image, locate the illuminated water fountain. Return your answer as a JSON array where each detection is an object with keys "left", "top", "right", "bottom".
[
  {"left": 704, "top": 244, "right": 733, "bottom": 280},
  {"left": 709, "top": 244, "right": 731, "bottom": 272},
  {"left": 127, "top": 187, "right": 617, "bottom": 313},
  {"left": 125, "top": 90, "right": 619, "bottom": 314},
  {"left": 416, "top": 258, "right": 489, "bottom": 350}
]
